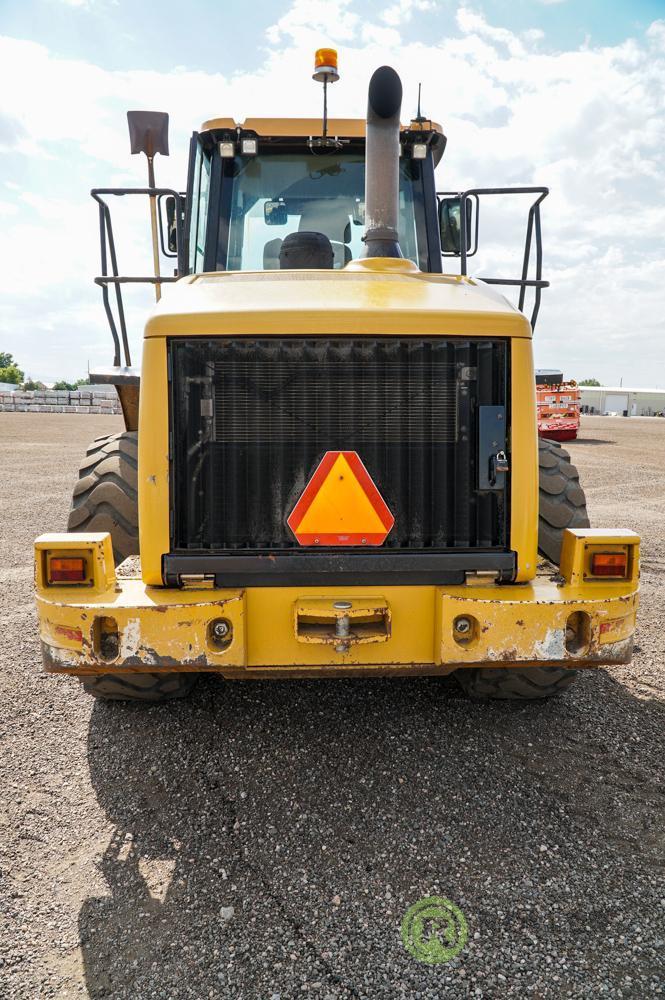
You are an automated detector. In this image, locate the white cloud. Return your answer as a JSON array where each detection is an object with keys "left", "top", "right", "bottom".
[
  {"left": 0, "top": 8, "right": 664, "bottom": 385},
  {"left": 266, "top": 0, "right": 360, "bottom": 44},
  {"left": 382, "top": 0, "right": 435, "bottom": 28},
  {"left": 646, "top": 19, "right": 665, "bottom": 49}
]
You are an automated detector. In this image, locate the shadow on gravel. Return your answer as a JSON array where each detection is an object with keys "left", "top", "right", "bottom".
[
  {"left": 569, "top": 437, "right": 616, "bottom": 446},
  {"left": 80, "top": 672, "right": 665, "bottom": 998}
]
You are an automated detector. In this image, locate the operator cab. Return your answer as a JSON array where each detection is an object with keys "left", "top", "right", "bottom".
[{"left": 186, "top": 118, "right": 447, "bottom": 275}]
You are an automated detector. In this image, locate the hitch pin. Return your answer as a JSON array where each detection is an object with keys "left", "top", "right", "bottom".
[{"left": 333, "top": 601, "right": 352, "bottom": 653}]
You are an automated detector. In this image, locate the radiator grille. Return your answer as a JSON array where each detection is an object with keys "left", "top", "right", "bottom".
[
  {"left": 170, "top": 337, "right": 507, "bottom": 551},
  {"left": 211, "top": 340, "right": 458, "bottom": 443}
]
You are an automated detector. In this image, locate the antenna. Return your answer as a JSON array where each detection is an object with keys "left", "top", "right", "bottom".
[{"left": 414, "top": 83, "right": 427, "bottom": 125}]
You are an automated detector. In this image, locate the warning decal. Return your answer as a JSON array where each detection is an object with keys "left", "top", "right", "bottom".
[{"left": 287, "top": 451, "right": 395, "bottom": 546}]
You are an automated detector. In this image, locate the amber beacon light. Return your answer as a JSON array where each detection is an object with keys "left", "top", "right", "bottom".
[{"left": 313, "top": 48, "right": 339, "bottom": 82}]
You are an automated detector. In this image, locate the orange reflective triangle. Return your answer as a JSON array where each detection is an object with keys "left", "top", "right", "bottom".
[{"left": 287, "top": 451, "right": 394, "bottom": 546}]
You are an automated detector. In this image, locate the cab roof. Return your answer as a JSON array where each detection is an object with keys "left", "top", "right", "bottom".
[
  {"left": 199, "top": 117, "right": 443, "bottom": 138},
  {"left": 145, "top": 259, "right": 531, "bottom": 340},
  {"left": 198, "top": 118, "right": 446, "bottom": 165}
]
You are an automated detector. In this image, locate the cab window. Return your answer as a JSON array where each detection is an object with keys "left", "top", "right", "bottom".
[
  {"left": 221, "top": 151, "right": 424, "bottom": 271},
  {"left": 188, "top": 143, "right": 212, "bottom": 273}
]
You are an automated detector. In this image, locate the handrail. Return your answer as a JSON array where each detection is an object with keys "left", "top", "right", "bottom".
[
  {"left": 436, "top": 186, "right": 549, "bottom": 330},
  {"left": 91, "top": 187, "right": 185, "bottom": 367}
]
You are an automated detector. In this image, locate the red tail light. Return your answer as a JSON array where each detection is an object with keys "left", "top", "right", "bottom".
[
  {"left": 591, "top": 552, "right": 628, "bottom": 578},
  {"left": 49, "top": 557, "right": 86, "bottom": 583}
]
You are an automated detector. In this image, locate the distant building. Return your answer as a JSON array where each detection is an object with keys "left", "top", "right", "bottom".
[
  {"left": 0, "top": 382, "right": 19, "bottom": 392},
  {"left": 580, "top": 386, "right": 665, "bottom": 417}
]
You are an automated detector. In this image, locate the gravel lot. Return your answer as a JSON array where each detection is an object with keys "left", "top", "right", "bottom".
[{"left": 1, "top": 412, "right": 663, "bottom": 999}]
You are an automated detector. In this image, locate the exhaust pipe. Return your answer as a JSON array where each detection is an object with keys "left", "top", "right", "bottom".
[{"left": 362, "top": 66, "right": 403, "bottom": 259}]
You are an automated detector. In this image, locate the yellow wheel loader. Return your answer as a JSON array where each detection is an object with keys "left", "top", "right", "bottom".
[{"left": 34, "top": 57, "right": 639, "bottom": 702}]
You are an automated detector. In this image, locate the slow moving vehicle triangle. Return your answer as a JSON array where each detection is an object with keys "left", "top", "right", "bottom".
[{"left": 287, "top": 451, "right": 394, "bottom": 546}]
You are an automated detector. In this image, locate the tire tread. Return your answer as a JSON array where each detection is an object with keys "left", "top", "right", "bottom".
[
  {"left": 455, "top": 665, "right": 577, "bottom": 700},
  {"left": 537, "top": 438, "right": 590, "bottom": 564},
  {"left": 68, "top": 431, "right": 139, "bottom": 562},
  {"left": 81, "top": 672, "right": 197, "bottom": 702}
]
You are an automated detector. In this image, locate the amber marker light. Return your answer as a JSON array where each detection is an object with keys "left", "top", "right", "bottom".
[
  {"left": 49, "top": 557, "right": 86, "bottom": 583},
  {"left": 590, "top": 551, "right": 628, "bottom": 578}
]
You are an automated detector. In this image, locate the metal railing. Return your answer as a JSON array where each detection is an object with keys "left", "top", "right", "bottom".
[
  {"left": 91, "top": 187, "right": 185, "bottom": 367},
  {"left": 437, "top": 187, "right": 549, "bottom": 330}
]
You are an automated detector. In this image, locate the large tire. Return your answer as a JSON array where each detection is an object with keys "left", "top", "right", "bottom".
[
  {"left": 81, "top": 672, "right": 197, "bottom": 702},
  {"left": 68, "top": 431, "right": 139, "bottom": 563},
  {"left": 537, "top": 438, "right": 589, "bottom": 564},
  {"left": 454, "top": 665, "right": 577, "bottom": 701},
  {"left": 453, "top": 439, "right": 589, "bottom": 701},
  {"left": 69, "top": 432, "right": 199, "bottom": 704}
]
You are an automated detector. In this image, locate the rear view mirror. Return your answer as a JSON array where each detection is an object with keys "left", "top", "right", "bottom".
[
  {"left": 264, "top": 199, "right": 288, "bottom": 226},
  {"left": 157, "top": 193, "right": 183, "bottom": 258},
  {"left": 439, "top": 196, "right": 474, "bottom": 255},
  {"left": 165, "top": 196, "right": 178, "bottom": 253}
]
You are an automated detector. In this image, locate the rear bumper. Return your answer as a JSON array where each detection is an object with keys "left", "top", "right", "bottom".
[{"left": 35, "top": 532, "right": 639, "bottom": 679}]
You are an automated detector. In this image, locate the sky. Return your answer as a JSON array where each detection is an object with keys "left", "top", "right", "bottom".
[{"left": 0, "top": 0, "right": 664, "bottom": 386}]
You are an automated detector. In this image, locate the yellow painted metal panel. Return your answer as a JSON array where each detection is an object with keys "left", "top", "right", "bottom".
[
  {"left": 144, "top": 269, "right": 532, "bottom": 341},
  {"left": 37, "top": 579, "right": 245, "bottom": 673},
  {"left": 137, "top": 339, "right": 170, "bottom": 585},
  {"left": 510, "top": 338, "right": 539, "bottom": 581},
  {"left": 437, "top": 585, "right": 638, "bottom": 665},
  {"left": 245, "top": 586, "right": 436, "bottom": 668}
]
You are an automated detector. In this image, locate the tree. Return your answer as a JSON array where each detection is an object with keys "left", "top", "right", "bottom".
[
  {"left": 22, "top": 379, "right": 46, "bottom": 391},
  {"left": 0, "top": 351, "right": 15, "bottom": 368},
  {"left": 0, "top": 363, "right": 24, "bottom": 385},
  {"left": 53, "top": 378, "right": 89, "bottom": 391},
  {"left": 579, "top": 378, "right": 601, "bottom": 386}
]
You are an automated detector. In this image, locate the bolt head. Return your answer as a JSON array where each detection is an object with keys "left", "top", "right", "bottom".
[
  {"left": 212, "top": 620, "right": 230, "bottom": 639},
  {"left": 455, "top": 616, "right": 472, "bottom": 635}
]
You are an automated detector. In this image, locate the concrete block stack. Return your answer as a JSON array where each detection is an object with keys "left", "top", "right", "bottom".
[{"left": 0, "top": 388, "right": 122, "bottom": 415}]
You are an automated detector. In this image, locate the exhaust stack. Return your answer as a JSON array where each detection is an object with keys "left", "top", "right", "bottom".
[{"left": 362, "top": 66, "right": 403, "bottom": 259}]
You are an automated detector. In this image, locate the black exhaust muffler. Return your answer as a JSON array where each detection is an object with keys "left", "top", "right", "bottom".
[{"left": 362, "top": 66, "right": 403, "bottom": 259}]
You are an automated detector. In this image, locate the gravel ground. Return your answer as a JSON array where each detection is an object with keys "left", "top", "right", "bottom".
[{"left": 0, "top": 412, "right": 663, "bottom": 999}]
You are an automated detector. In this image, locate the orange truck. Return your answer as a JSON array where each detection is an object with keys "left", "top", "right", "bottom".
[{"left": 536, "top": 370, "right": 581, "bottom": 442}]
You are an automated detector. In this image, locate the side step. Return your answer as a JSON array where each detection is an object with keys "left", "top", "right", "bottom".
[{"left": 90, "top": 366, "right": 140, "bottom": 430}]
